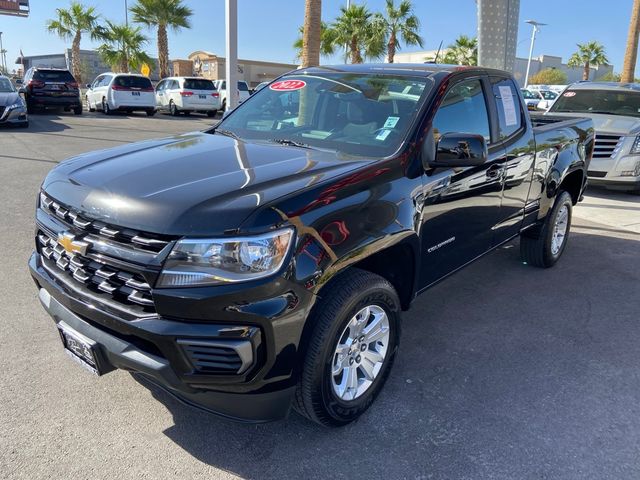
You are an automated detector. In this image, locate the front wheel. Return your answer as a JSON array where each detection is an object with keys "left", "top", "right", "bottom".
[
  {"left": 146, "top": 109, "right": 156, "bottom": 117},
  {"left": 169, "top": 100, "right": 179, "bottom": 116},
  {"left": 293, "top": 268, "right": 401, "bottom": 427},
  {"left": 520, "top": 190, "right": 573, "bottom": 268},
  {"left": 102, "top": 98, "right": 112, "bottom": 115}
]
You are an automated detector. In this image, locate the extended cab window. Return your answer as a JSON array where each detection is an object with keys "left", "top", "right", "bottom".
[
  {"left": 216, "top": 73, "right": 432, "bottom": 157},
  {"left": 432, "top": 79, "right": 490, "bottom": 142},
  {"left": 491, "top": 77, "right": 523, "bottom": 140}
]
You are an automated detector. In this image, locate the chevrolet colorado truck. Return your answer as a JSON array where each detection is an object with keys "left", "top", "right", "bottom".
[{"left": 29, "top": 65, "right": 594, "bottom": 427}]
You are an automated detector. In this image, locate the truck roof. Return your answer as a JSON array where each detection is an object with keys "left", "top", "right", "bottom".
[
  {"left": 567, "top": 81, "right": 640, "bottom": 92},
  {"left": 298, "top": 63, "right": 510, "bottom": 78}
]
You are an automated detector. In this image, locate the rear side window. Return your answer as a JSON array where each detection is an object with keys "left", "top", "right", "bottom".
[
  {"left": 33, "top": 70, "right": 75, "bottom": 82},
  {"left": 113, "top": 76, "right": 152, "bottom": 89},
  {"left": 491, "top": 77, "right": 523, "bottom": 140},
  {"left": 238, "top": 82, "right": 249, "bottom": 91},
  {"left": 184, "top": 79, "right": 215, "bottom": 90},
  {"left": 432, "top": 78, "right": 490, "bottom": 142}
]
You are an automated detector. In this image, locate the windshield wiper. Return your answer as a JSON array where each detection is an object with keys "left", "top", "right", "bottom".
[
  {"left": 214, "top": 128, "right": 240, "bottom": 140},
  {"left": 269, "top": 138, "right": 313, "bottom": 149}
]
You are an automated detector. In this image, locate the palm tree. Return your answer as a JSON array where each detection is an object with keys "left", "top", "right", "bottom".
[
  {"left": 130, "top": 0, "right": 192, "bottom": 79},
  {"left": 378, "top": 0, "right": 423, "bottom": 63},
  {"left": 622, "top": 0, "right": 640, "bottom": 83},
  {"left": 97, "top": 21, "right": 154, "bottom": 73},
  {"left": 46, "top": 1, "right": 101, "bottom": 83},
  {"left": 294, "top": 22, "right": 336, "bottom": 62},
  {"left": 329, "top": 4, "right": 385, "bottom": 63},
  {"left": 567, "top": 41, "right": 609, "bottom": 81},
  {"left": 300, "top": 0, "right": 322, "bottom": 68},
  {"left": 443, "top": 35, "right": 477, "bottom": 66}
]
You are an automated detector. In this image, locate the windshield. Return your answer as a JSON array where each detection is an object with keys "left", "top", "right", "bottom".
[
  {"left": 540, "top": 90, "right": 557, "bottom": 100},
  {"left": 550, "top": 89, "right": 640, "bottom": 117},
  {"left": 521, "top": 89, "right": 537, "bottom": 99},
  {"left": 0, "top": 78, "right": 15, "bottom": 92},
  {"left": 215, "top": 72, "right": 432, "bottom": 157},
  {"left": 184, "top": 78, "right": 215, "bottom": 90}
]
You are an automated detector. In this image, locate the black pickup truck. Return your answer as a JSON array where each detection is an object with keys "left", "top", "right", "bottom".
[{"left": 29, "top": 64, "right": 593, "bottom": 426}]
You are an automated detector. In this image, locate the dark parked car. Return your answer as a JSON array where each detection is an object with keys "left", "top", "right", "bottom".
[
  {"left": 21, "top": 67, "right": 82, "bottom": 115},
  {"left": 29, "top": 64, "right": 593, "bottom": 426},
  {"left": 0, "top": 75, "right": 28, "bottom": 127}
]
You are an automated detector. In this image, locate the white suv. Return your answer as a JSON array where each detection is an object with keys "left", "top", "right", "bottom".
[
  {"left": 85, "top": 73, "right": 156, "bottom": 116},
  {"left": 155, "top": 77, "right": 220, "bottom": 116},
  {"left": 213, "top": 79, "right": 250, "bottom": 111}
]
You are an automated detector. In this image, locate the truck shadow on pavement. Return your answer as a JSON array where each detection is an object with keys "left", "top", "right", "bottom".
[{"left": 135, "top": 226, "right": 640, "bottom": 479}]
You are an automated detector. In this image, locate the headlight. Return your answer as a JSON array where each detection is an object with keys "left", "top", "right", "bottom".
[
  {"left": 6, "top": 99, "right": 24, "bottom": 111},
  {"left": 630, "top": 135, "right": 640, "bottom": 155},
  {"left": 157, "top": 228, "right": 294, "bottom": 287},
  {"left": 617, "top": 156, "right": 640, "bottom": 177}
]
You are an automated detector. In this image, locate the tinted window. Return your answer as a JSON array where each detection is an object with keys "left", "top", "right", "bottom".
[
  {"left": 521, "top": 89, "right": 537, "bottom": 99},
  {"left": 33, "top": 69, "right": 75, "bottom": 82},
  {"left": 433, "top": 79, "right": 490, "bottom": 141},
  {"left": 238, "top": 81, "right": 249, "bottom": 91},
  {"left": 113, "top": 76, "right": 152, "bottom": 89},
  {"left": 91, "top": 76, "right": 103, "bottom": 88},
  {"left": 101, "top": 75, "right": 113, "bottom": 87},
  {"left": 184, "top": 78, "right": 215, "bottom": 90},
  {"left": 491, "top": 77, "right": 523, "bottom": 140},
  {"left": 0, "top": 77, "right": 15, "bottom": 92},
  {"left": 549, "top": 89, "right": 640, "bottom": 118},
  {"left": 540, "top": 90, "right": 557, "bottom": 100}
]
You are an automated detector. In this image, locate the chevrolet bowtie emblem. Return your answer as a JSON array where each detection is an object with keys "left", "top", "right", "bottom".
[{"left": 57, "top": 232, "right": 90, "bottom": 256}]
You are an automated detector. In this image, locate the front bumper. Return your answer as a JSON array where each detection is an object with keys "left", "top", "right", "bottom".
[
  {"left": 587, "top": 175, "right": 640, "bottom": 192},
  {"left": 29, "top": 252, "right": 299, "bottom": 422}
]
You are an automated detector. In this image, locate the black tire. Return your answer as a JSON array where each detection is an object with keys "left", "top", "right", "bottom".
[
  {"left": 26, "top": 99, "right": 35, "bottom": 114},
  {"left": 146, "top": 109, "right": 156, "bottom": 117},
  {"left": 221, "top": 99, "right": 226, "bottom": 112},
  {"left": 520, "top": 190, "right": 573, "bottom": 268},
  {"left": 183, "top": 110, "right": 191, "bottom": 116},
  {"left": 19, "top": 121, "right": 29, "bottom": 128},
  {"left": 102, "top": 99, "right": 112, "bottom": 115},
  {"left": 73, "top": 106, "right": 83, "bottom": 115},
  {"left": 293, "top": 268, "right": 401, "bottom": 427},
  {"left": 86, "top": 96, "right": 95, "bottom": 112},
  {"left": 169, "top": 100, "right": 179, "bottom": 116},
  {"left": 206, "top": 110, "right": 216, "bottom": 117}
]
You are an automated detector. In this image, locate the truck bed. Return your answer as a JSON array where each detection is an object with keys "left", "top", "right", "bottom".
[{"left": 529, "top": 113, "right": 590, "bottom": 133}]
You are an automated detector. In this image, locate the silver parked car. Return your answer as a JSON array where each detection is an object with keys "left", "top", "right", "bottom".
[
  {"left": 0, "top": 76, "right": 28, "bottom": 127},
  {"left": 546, "top": 82, "right": 640, "bottom": 193}
]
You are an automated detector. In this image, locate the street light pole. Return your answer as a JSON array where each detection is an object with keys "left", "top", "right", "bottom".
[
  {"left": 524, "top": 20, "right": 546, "bottom": 88},
  {"left": 225, "top": 0, "right": 238, "bottom": 111},
  {"left": 125, "top": 0, "right": 128, "bottom": 26},
  {"left": 0, "top": 32, "right": 5, "bottom": 74}
]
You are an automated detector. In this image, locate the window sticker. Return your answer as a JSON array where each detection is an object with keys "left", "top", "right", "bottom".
[
  {"left": 376, "top": 129, "right": 392, "bottom": 141},
  {"left": 563, "top": 91, "right": 576, "bottom": 97},
  {"left": 383, "top": 116, "right": 400, "bottom": 129},
  {"left": 498, "top": 86, "right": 518, "bottom": 126},
  {"left": 270, "top": 80, "right": 306, "bottom": 91}
]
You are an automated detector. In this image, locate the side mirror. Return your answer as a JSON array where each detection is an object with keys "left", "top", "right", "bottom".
[
  {"left": 18, "top": 87, "right": 26, "bottom": 94},
  {"left": 15, "top": 78, "right": 23, "bottom": 85},
  {"left": 85, "top": 83, "right": 92, "bottom": 89},
  {"left": 427, "top": 132, "right": 487, "bottom": 168},
  {"left": 537, "top": 100, "right": 550, "bottom": 111}
]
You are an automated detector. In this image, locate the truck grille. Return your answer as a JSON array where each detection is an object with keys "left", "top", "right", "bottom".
[
  {"left": 593, "top": 134, "right": 622, "bottom": 159},
  {"left": 36, "top": 192, "right": 175, "bottom": 316}
]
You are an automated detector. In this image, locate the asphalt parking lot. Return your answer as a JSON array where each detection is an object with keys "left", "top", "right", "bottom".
[{"left": 1, "top": 112, "right": 639, "bottom": 479}]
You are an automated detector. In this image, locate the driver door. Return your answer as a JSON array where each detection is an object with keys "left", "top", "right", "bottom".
[{"left": 418, "top": 76, "right": 507, "bottom": 288}]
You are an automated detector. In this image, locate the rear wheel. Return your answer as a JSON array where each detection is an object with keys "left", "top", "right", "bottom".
[
  {"left": 206, "top": 110, "right": 217, "bottom": 117},
  {"left": 293, "top": 268, "right": 401, "bottom": 427},
  {"left": 73, "top": 106, "right": 83, "bottom": 115},
  {"left": 146, "top": 109, "right": 156, "bottom": 117},
  {"left": 520, "top": 190, "right": 573, "bottom": 268},
  {"left": 102, "top": 98, "right": 112, "bottom": 115},
  {"left": 169, "top": 100, "right": 179, "bottom": 116}
]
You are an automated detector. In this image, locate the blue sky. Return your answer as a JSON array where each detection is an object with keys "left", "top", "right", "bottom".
[{"left": 0, "top": 0, "right": 634, "bottom": 72}]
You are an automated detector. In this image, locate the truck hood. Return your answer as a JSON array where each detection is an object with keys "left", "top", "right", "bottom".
[
  {"left": 0, "top": 92, "right": 20, "bottom": 107},
  {"left": 43, "top": 132, "right": 372, "bottom": 236},
  {"left": 546, "top": 112, "right": 640, "bottom": 135}
]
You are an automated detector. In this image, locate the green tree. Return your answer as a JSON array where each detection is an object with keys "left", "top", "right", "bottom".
[
  {"left": 528, "top": 68, "right": 568, "bottom": 85},
  {"left": 567, "top": 41, "right": 609, "bottom": 81},
  {"left": 378, "top": 0, "right": 423, "bottom": 63},
  {"left": 130, "top": 0, "right": 192, "bottom": 79},
  {"left": 97, "top": 21, "right": 154, "bottom": 73},
  {"left": 443, "top": 35, "right": 477, "bottom": 66},
  {"left": 46, "top": 1, "right": 101, "bottom": 83},
  {"left": 294, "top": 22, "right": 336, "bottom": 62},
  {"left": 328, "top": 4, "right": 385, "bottom": 63},
  {"left": 597, "top": 71, "right": 621, "bottom": 82}
]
